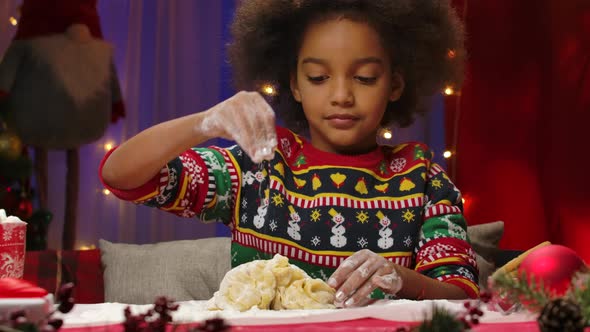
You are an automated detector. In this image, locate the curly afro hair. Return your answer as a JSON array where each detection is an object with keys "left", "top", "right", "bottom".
[{"left": 228, "top": 0, "right": 465, "bottom": 134}]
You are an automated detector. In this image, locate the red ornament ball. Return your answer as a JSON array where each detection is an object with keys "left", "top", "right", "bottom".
[
  {"left": 518, "top": 245, "right": 587, "bottom": 296},
  {"left": 16, "top": 195, "right": 33, "bottom": 220}
]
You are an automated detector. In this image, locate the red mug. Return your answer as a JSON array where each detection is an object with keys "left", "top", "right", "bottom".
[{"left": 0, "top": 219, "right": 27, "bottom": 279}]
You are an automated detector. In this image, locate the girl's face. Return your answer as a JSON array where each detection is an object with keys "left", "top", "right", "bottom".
[{"left": 291, "top": 18, "right": 404, "bottom": 155}]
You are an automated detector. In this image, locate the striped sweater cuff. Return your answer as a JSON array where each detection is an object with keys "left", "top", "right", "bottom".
[{"left": 98, "top": 147, "right": 163, "bottom": 202}]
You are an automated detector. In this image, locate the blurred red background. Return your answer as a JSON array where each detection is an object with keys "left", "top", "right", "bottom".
[{"left": 448, "top": 0, "right": 590, "bottom": 262}]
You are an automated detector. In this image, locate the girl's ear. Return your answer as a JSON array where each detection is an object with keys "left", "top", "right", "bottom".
[
  {"left": 389, "top": 72, "right": 405, "bottom": 102},
  {"left": 290, "top": 73, "right": 302, "bottom": 102}
]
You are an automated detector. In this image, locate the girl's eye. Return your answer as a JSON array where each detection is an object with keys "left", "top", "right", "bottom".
[
  {"left": 307, "top": 75, "right": 328, "bottom": 83},
  {"left": 355, "top": 76, "right": 377, "bottom": 84}
]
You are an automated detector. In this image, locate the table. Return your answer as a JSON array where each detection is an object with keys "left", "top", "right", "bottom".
[
  {"left": 62, "top": 319, "right": 545, "bottom": 331},
  {"left": 54, "top": 299, "right": 554, "bottom": 332}
]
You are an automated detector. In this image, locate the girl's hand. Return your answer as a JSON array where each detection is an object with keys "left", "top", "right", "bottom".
[
  {"left": 200, "top": 91, "right": 277, "bottom": 163},
  {"left": 327, "top": 249, "right": 403, "bottom": 308}
]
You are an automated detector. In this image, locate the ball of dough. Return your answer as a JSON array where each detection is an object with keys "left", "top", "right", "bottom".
[
  {"left": 207, "top": 254, "right": 335, "bottom": 311},
  {"left": 207, "top": 259, "right": 276, "bottom": 311},
  {"left": 272, "top": 278, "right": 336, "bottom": 310}
]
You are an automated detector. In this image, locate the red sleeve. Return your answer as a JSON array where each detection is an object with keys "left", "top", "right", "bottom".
[{"left": 98, "top": 147, "right": 210, "bottom": 218}]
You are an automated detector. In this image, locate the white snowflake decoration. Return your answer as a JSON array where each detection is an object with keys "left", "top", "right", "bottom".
[
  {"left": 3, "top": 229, "right": 12, "bottom": 242},
  {"left": 457, "top": 267, "right": 474, "bottom": 280},
  {"left": 280, "top": 138, "right": 292, "bottom": 158},
  {"left": 269, "top": 220, "right": 278, "bottom": 231},
  {"left": 389, "top": 158, "right": 407, "bottom": 173},
  {"left": 357, "top": 237, "right": 368, "bottom": 248},
  {"left": 311, "top": 236, "right": 321, "bottom": 246},
  {"left": 241, "top": 199, "right": 248, "bottom": 209},
  {"left": 241, "top": 214, "right": 248, "bottom": 224},
  {"left": 403, "top": 236, "right": 413, "bottom": 247}
]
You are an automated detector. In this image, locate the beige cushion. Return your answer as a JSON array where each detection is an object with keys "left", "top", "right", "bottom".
[
  {"left": 467, "top": 221, "right": 505, "bottom": 288},
  {"left": 467, "top": 221, "right": 504, "bottom": 261},
  {"left": 99, "top": 222, "right": 504, "bottom": 302},
  {"left": 99, "top": 237, "right": 231, "bottom": 304}
]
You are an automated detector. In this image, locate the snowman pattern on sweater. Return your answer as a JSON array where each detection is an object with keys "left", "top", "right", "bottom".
[
  {"left": 111, "top": 126, "right": 480, "bottom": 299},
  {"left": 328, "top": 208, "right": 347, "bottom": 248}
]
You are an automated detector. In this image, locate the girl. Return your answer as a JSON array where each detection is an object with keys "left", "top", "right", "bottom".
[{"left": 101, "top": 0, "right": 478, "bottom": 308}]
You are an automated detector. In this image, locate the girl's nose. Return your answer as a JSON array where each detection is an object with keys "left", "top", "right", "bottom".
[{"left": 330, "top": 78, "right": 354, "bottom": 107}]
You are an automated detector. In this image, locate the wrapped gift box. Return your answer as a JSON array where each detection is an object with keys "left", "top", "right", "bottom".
[{"left": 0, "top": 278, "right": 54, "bottom": 326}]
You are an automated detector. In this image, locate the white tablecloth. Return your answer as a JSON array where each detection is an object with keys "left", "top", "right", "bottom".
[{"left": 53, "top": 299, "right": 538, "bottom": 328}]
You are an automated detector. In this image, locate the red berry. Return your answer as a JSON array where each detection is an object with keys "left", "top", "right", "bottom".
[
  {"left": 47, "top": 318, "right": 64, "bottom": 329},
  {"left": 479, "top": 291, "right": 492, "bottom": 303},
  {"left": 58, "top": 297, "right": 75, "bottom": 313}
]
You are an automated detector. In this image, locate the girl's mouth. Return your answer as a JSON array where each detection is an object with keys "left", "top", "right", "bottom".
[{"left": 325, "top": 114, "right": 359, "bottom": 129}]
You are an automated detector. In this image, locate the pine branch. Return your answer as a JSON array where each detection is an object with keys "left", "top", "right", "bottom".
[
  {"left": 415, "top": 305, "right": 465, "bottom": 332},
  {"left": 568, "top": 270, "right": 590, "bottom": 325},
  {"left": 491, "top": 270, "right": 552, "bottom": 312}
]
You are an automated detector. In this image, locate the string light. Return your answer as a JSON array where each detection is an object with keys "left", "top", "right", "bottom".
[
  {"left": 443, "top": 150, "right": 452, "bottom": 159},
  {"left": 100, "top": 143, "right": 115, "bottom": 196},
  {"left": 78, "top": 244, "right": 96, "bottom": 250},
  {"left": 261, "top": 84, "right": 276, "bottom": 96},
  {"left": 382, "top": 129, "right": 393, "bottom": 140},
  {"left": 447, "top": 49, "right": 456, "bottom": 59},
  {"left": 444, "top": 86, "right": 455, "bottom": 96},
  {"left": 9, "top": 17, "right": 17, "bottom": 26}
]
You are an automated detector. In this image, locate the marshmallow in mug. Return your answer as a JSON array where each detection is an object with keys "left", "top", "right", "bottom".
[{"left": 0, "top": 209, "right": 26, "bottom": 224}]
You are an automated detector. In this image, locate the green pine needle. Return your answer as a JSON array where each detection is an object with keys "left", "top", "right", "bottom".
[
  {"left": 568, "top": 271, "right": 590, "bottom": 325},
  {"left": 0, "top": 324, "right": 37, "bottom": 332},
  {"left": 415, "top": 305, "right": 465, "bottom": 332},
  {"left": 491, "top": 270, "right": 552, "bottom": 312}
]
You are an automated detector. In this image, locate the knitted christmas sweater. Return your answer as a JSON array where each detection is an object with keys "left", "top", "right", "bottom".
[{"left": 101, "top": 126, "right": 479, "bottom": 298}]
